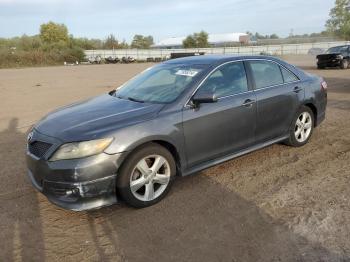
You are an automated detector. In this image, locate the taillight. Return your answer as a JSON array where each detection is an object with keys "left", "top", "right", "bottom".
[{"left": 321, "top": 80, "right": 327, "bottom": 91}]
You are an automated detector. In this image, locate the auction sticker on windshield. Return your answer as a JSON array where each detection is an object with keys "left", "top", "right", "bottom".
[{"left": 175, "top": 69, "right": 199, "bottom": 77}]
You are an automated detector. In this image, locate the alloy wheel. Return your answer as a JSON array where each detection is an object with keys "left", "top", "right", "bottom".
[
  {"left": 294, "top": 112, "right": 313, "bottom": 143},
  {"left": 129, "top": 155, "right": 171, "bottom": 201}
]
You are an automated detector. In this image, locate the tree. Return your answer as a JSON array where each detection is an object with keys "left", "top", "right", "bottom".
[
  {"left": 326, "top": 0, "right": 350, "bottom": 40},
  {"left": 131, "top": 35, "right": 154, "bottom": 49},
  {"left": 119, "top": 40, "right": 129, "bottom": 49},
  {"left": 195, "top": 31, "right": 209, "bottom": 47},
  {"left": 182, "top": 31, "right": 209, "bottom": 48},
  {"left": 183, "top": 35, "right": 196, "bottom": 48},
  {"left": 103, "top": 34, "right": 119, "bottom": 49},
  {"left": 269, "top": 34, "right": 279, "bottom": 39},
  {"left": 70, "top": 37, "right": 103, "bottom": 50},
  {"left": 40, "top": 21, "right": 69, "bottom": 44}
]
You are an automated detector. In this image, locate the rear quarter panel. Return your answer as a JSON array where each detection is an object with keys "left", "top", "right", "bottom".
[{"left": 303, "top": 74, "right": 327, "bottom": 126}]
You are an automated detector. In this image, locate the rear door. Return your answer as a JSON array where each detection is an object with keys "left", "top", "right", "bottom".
[
  {"left": 182, "top": 61, "right": 256, "bottom": 167},
  {"left": 247, "top": 60, "right": 304, "bottom": 143}
]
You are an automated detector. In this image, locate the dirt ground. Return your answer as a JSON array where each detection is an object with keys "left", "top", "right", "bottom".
[{"left": 0, "top": 55, "right": 349, "bottom": 262}]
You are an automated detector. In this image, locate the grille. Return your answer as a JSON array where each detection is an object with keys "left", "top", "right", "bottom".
[
  {"left": 318, "top": 54, "right": 337, "bottom": 60},
  {"left": 49, "top": 187, "right": 67, "bottom": 196},
  {"left": 28, "top": 141, "right": 52, "bottom": 158}
]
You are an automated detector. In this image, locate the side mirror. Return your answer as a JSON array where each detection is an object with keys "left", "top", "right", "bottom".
[{"left": 192, "top": 91, "right": 218, "bottom": 105}]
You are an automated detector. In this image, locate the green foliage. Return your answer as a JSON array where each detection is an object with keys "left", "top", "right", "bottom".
[
  {"left": 326, "top": 0, "right": 350, "bottom": 40},
  {"left": 183, "top": 35, "right": 196, "bottom": 48},
  {"left": 61, "top": 47, "right": 85, "bottom": 62},
  {"left": 195, "top": 31, "right": 209, "bottom": 48},
  {"left": 103, "top": 34, "right": 119, "bottom": 49},
  {"left": 0, "top": 22, "right": 90, "bottom": 68},
  {"left": 70, "top": 37, "right": 103, "bottom": 50},
  {"left": 40, "top": 21, "right": 69, "bottom": 44},
  {"left": 131, "top": 35, "right": 154, "bottom": 49},
  {"left": 0, "top": 49, "right": 57, "bottom": 68},
  {"left": 270, "top": 34, "right": 279, "bottom": 39},
  {"left": 118, "top": 40, "right": 129, "bottom": 49},
  {"left": 246, "top": 32, "right": 280, "bottom": 40},
  {"left": 102, "top": 34, "right": 130, "bottom": 49},
  {"left": 0, "top": 20, "right": 159, "bottom": 67},
  {"left": 183, "top": 31, "right": 209, "bottom": 48}
]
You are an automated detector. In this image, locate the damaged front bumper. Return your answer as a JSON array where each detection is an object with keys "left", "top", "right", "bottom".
[
  {"left": 26, "top": 149, "right": 125, "bottom": 211},
  {"left": 27, "top": 170, "right": 117, "bottom": 211}
]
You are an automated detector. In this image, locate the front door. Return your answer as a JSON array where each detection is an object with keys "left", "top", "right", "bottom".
[{"left": 182, "top": 61, "right": 256, "bottom": 168}]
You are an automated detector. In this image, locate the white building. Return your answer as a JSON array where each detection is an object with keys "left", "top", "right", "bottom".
[{"left": 152, "top": 33, "right": 249, "bottom": 48}]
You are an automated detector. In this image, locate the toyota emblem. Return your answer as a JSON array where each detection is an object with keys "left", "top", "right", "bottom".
[{"left": 27, "top": 131, "right": 34, "bottom": 143}]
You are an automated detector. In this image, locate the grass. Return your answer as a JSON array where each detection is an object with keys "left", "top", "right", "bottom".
[{"left": 0, "top": 48, "right": 85, "bottom": 69}]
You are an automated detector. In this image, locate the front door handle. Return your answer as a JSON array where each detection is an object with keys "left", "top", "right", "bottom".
[
  {"left": 293, "top": 86, "right": 303, "bottom": 93},
  {"left": 242, "top": 99, "right": 256, "bottom": 107}
]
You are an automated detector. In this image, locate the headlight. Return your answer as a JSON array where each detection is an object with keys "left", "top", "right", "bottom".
[{"left": 50, "top": 138, "right": 113, "bottom": 161}]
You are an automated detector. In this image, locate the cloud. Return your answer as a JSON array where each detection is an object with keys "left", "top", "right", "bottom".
[
  {"left": 0, "top": 0, "right": 334, "bottom": 40},
  {"left": 0, "top": 0, "right": 65, "bottom": 3}
]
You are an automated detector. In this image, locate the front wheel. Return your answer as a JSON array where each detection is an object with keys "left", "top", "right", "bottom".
[
  {"left": 340, "top": 59, "right": 349, "bottom": 69},
  {"left": 285, "top": 106, "right": 314, "bottom": 147},
  {"left": 116, "top": 143, "right": 176, "bottom": 208}
]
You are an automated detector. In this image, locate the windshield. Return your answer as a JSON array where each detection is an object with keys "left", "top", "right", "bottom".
[
  {"left": 326, "top": 46, "right": 348, "bottom": 54},
  {"left": 114, "top": 64, "right": 206, "bottom": 103}
]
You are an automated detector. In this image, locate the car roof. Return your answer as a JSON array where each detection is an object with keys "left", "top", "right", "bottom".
[
  {"left": 163, "top": 54, "right": 283, "bottom": 66},
  {"left": 162, "top": 54, "right": 308, "bottom": 80}
]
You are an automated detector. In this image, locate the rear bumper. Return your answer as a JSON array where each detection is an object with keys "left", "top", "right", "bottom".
[{"left": 26, "top": 152, "right": 125, "bottom": 211}]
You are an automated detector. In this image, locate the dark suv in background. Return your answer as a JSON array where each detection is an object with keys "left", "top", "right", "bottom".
[{"left": 316, "top": 45, "right": 350, "bottom": 69}]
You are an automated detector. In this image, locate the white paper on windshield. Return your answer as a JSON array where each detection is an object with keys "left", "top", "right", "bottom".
[{"left": 175, "top": 70, "right": 198, "bottom": 77}]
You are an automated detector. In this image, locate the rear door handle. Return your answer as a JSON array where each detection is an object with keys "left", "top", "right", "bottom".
[
  {"left": 242, "top": 99, "right": 256, "bottom": 107},
  {"left": 293, "top": 86, "right": 303, "bottom": 93}
]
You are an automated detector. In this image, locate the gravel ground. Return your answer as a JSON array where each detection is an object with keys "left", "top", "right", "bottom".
[{"left": 0, "top": 56, "right": 349, "bottom": 262}]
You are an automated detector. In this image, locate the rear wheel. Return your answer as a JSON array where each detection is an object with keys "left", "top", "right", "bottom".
[
  {"left": 116, "top": 143, "right": 176, "bottom": 208},
  {"left": 286, "top": 106, "right": 314, "bottom": 147},
  {"left": 317, "top": 64, "right": 325, "bottom": 69},
  {"left": 340, "top": 59, "right": 349, "bottom": 69}
]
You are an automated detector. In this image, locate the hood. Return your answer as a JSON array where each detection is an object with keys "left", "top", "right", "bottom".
[
  {"left": 35, "top": 94, "right": 164, "bottom": 142},
  {"left": 317, "top": 53, "right": 341, "bottom": 58}
]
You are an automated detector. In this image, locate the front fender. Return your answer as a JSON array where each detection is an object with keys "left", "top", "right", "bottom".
[{"left": 104, "top": 111, "right": 186, "bottom": 170}]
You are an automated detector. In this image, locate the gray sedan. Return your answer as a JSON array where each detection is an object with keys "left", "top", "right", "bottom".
[{"left": 26, "top": 55, "right": 327, "bottom": 210}]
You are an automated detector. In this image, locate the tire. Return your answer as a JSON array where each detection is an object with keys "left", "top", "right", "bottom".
[
  {"left": 340, "top": 59, "right": 349, "bottom": 69},
  {"left": 285, "top": 106, "right": 314, "bottom": 147},
  {"left": 116, "top": 143, "right": 176, "bottom": 208},
  {"left": 317, "top": 64, "right": 325, "bottom": 69}
]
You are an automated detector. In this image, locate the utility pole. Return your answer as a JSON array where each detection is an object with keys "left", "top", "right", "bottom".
[{"left": 289, "top": 29, "right": 294, "bottom": 38}]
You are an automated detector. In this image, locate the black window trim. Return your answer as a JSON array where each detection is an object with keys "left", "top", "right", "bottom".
[
  {"left": 185, "top": 58, "right": 301, "bottom": 107},
  {"left": 246, "top": 59, "right": 301, "bottom": 91},
  {"left": 186, "top": 60, "right": 251, "bottom": 106},
  {"left": 279, "top": 64, "right": 300, "bottom": 84}
]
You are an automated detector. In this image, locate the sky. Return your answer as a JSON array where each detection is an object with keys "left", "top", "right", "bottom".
[{"left": 0, "top": 0, "right": 335, "bottom": 43}]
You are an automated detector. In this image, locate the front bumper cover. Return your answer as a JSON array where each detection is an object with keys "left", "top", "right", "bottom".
[
  {"left": 28, "top": 169, "right": 117, "bottom": 211},
  {"left": 26, "top": 130, "right": 126, "bottom": 211},
  {"left": 317, "top": 59, "right": 341, "bottom": 67}
]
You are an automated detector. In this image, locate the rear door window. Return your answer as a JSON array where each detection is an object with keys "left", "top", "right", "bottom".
[
  {"left": 281, "top": 67, "right": 299, "bottom": 83},
  {"left": 249, "top": 60, "right": 284, "bottom": 89}
]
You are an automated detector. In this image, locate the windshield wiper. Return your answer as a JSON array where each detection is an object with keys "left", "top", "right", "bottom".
[
  {"left": 114, "top": 94, "right": 145, "bottom": 103},
  {"left": 127, "top": 97, "right": 145, "bottom": 103}
]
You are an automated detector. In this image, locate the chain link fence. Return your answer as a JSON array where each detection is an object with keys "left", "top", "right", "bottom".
[{"left": 85, "top": 41, "right": 350, "bottom": 61}]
